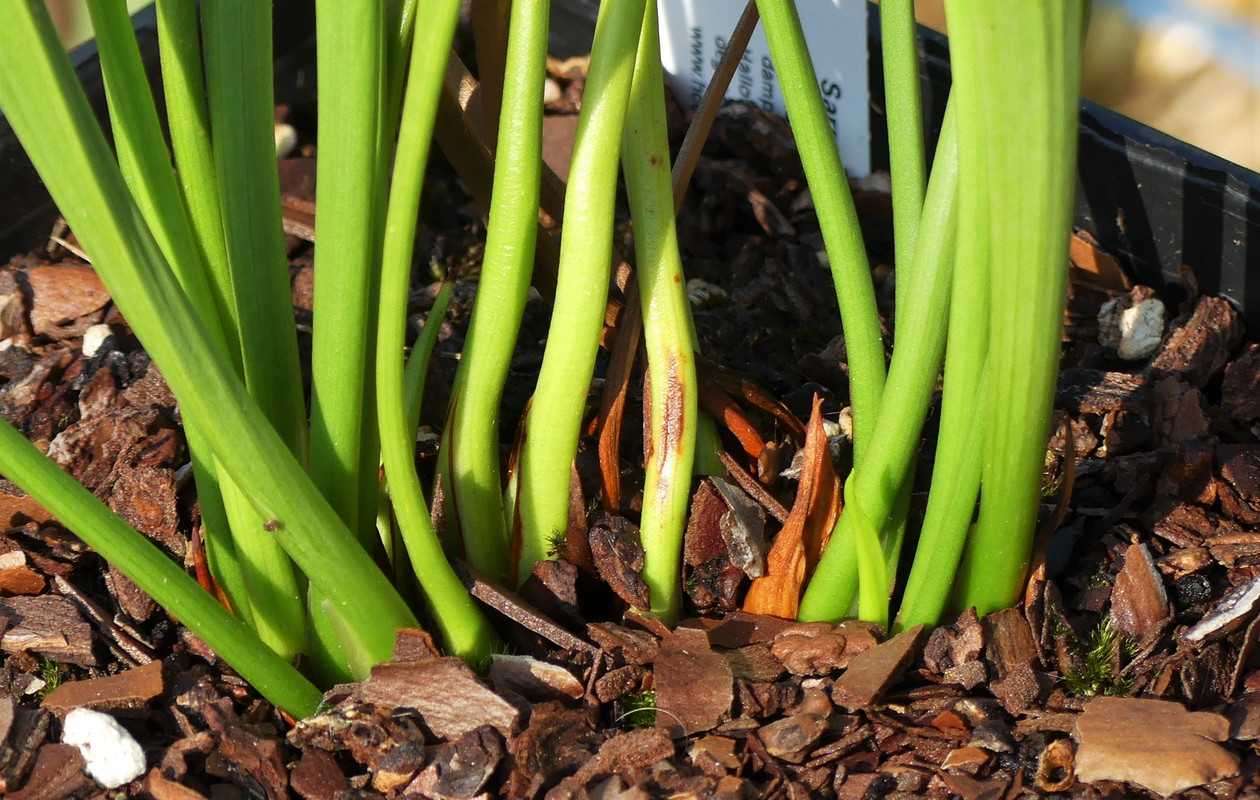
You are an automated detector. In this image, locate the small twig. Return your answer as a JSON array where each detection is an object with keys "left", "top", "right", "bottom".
[
  {"left": 53, "top": 574, "right": 156, "bottom": 667},
  {"left": 672, "top": 0, "right": 760, "bottom": 209},
  {"left": 719, "top": 450, "right": 790, "bottom": 524}
]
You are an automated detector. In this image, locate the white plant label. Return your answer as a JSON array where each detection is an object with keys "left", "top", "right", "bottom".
[{"left": 657, "top": 0, "right": 871, "bottom": 177}]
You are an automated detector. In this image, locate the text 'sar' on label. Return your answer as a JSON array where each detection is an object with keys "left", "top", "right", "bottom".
[{"left": 656, "top": 0, "right": 871, "bottom": 179}]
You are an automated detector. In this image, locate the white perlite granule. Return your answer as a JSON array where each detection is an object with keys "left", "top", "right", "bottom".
[
  {"left": 1098, "top": 289, "right": 1166, "bottom": 360},
  {"left": 62, "top": 707, "right": 146, "bottom": 789}
]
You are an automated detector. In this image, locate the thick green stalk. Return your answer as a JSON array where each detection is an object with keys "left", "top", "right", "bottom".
[
  {"left": 879, "top": 0, "right": 926, "bottom": 306},
  {"left": 376, "top": 0, "right": 500, "bottom": 661},
  {"left": 512, "top": 0, "right": 648, "bottom": 582},
  {"left": 0, "top": 421, "right": 321, "bottom": 717},
  {"left": 0, "top": 0, "right": 417, "bottom": 678},
  {"left": 799, "top": 107, "right": 959, "bottom": 623},
  {"left": 200, "top": 1, "right": 308, "bottom": 460},
  {"left": 309, "top": 0, "right": 386, "bottom": 534},
  {"left": 948, "top": 0, "right": 1085, "bottom": 614},
  {"left": 448, "top": 0, "right": 549, "bottom": 581},
  {"left": 154, "top": 0, "right": 238, "bottom": 360},
  {"left": 90, "top": 0, "right": 306, "bottom": 658},
  {"left": 620, "top": 1, "right": 697, "bottom": 626},
  {"left": 754, "top": 0, "right": 885, "bottom": 466},
  {"left": 894, "top": 100, "right": 992, "bottom": 630}
]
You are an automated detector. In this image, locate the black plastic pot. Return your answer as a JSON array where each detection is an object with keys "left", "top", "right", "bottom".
[{"left": 3, "top": 1, "right": 1257, "bottom": 332}]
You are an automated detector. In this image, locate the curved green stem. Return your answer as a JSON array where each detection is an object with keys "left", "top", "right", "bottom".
[
  {"left": 376, "top": 0, "right": 499, "bottom": 661},
  {"left": 512, "top": 0, "right": 648, "bottom": 584},
  {"left": 448, "top": 0, "right": 549, "bottom": 581},
  {"left": 621, "top": 1, "right": 698, "bottom": 626},
  {"left": 754, "top": 0, "right": 885, "bottom": 466}
]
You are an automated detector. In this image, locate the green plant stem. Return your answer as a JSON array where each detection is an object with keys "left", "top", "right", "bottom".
[
  {"left": 753, "top": 0, "right": 885, "bottom": 466},
  {"left": 154, "top": 0, "right": 238, "bottom": 360},
  {"left": 946, "top": 0, "right": 1085, "bottom": 615},
  {"left": 621, "top": 1, "right": 698, "bottom": 626},
  {"left": 894, "top": 100, "right": 992, "bottom": 630},
  {"left": 309, "top": 0, "right": 386, "bottom": 535},
  {"left": 879, "top": 0, "right": 926, "bottom": 306},
  {"left": 376, "top": 0, "right": 499, "bottom": 661},
  {"left": 90, "top": 0, "right": 307, "bottom": 659},
  {"left": 200, "top": 1, "right": 308, "bottom": 461},
  {"left": 448, "top": 0, "right": 548, "bottom": 582},
  {"left": 512, "top": 0, "right": 648, "bottom": 584},
  {"left": 0, "top": 0, "right": 417, "bottom": 679},
  {"left": 0, "top": 421, "right": 322, "bottom": 717},
  {"left": 799, "top": 105, "right": 959, "bottom": 623}
]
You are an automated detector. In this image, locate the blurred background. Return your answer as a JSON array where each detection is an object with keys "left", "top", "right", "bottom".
[{"left": 43, "top": 0, "right": 1260, "bottom": 172}]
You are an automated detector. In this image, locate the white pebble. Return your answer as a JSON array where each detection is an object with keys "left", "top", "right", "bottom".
[
  {"left": 274, "top": 122, "right": 298, "bottom": 159},
  {"left": 81, "top": 323, "right": 114, "bottom": 358},
  {"left": 1098, "top": 294, "right": 1165, "bottom": 360},
  {"left": 62, "top": 707, "right": 146, "bottom": 789},
  {"left": 543, "top": 77, "right": 563, "bottom": 105}
]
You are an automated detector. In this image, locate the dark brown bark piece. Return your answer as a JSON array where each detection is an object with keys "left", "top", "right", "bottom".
[
  {"left": 25, "top": 265, "right": 110, "bottom": 337},
  {"left": 408, "top": 726, "right": 502, "bottom": 800},
  {"left": 1182, "top": 572, "right": 1260, "bottom": 644},
  {"left": 982, "top": 609, "right": 1042, "bottom": 715},
  {"left": 831, "top": 626, "right": 924, "bottom": 711},
  {"left": 1055, "top": 369, "right": 1149, "bottom": 415},
  {"left": 586, "top": 623, "right": 659, "bottom": 666},
  {"left": 520, "top": 558, "right": 584, "bottom": 630},
  {"left": 0, "top": 595, "right": 94, "bottom": 666},
  {"left": 723, "top": 643, "right": 785, "bottom": 682},
  {"left": 0, "top": 545, "right": 45, "bottom": 596},
  {"left": 505, "top": 702, "right": 601, "bottom": 799},
  {"left": 1073, "top": 696, "right": 1239, "bottom": 796},
  {"left": 5, "top": 743, "right": 88, "bottom": 800},
  {"left": 41, "top": 659, "right": 163, "bottom": 716},
  {"left": 654, "top": 626, "right": 733, "bottom": 736},
  {"left": 488, "top": 653, "right": 585, "bottom": 701},
  {"left": 684, "top": 479, "right": 729, "bottom": 567},
  {"left": 555, "top": 727, "right": 675, "bottom": 796},
  {"left": 1110, "top": 543, "right": 1170, "bottom": 641},
  {"left": 711, "top": 477, "right": 768, "bottom": 579},
  {"left": 594, "top": 665, "right": 647, "bottom": 704},
  {"left": 458, "top": 561, "right": 595, "bottom": 655},
  {"left": 1222, "top": 343, "right": 1260, "bottom": 423},
  {"left": 923, "top": 608, "right": 986, "bottom": 690},
  {"left": 771, "top": 621, "right": 876, "bottom": 676},
  {"left": 144, "top": 767, "right": 211, "bottom": 800},
  {"left": 355, "top": 658, "right": 519, "bottom": 740},
  {"left": 290, "top": 747, "right": 349, "bottom": 800},
  {"left": 1148, "top": 295, "right": 1243, "bottom": 389},
  {"left": 391, "top": 627, "right": 440, "bottom": 662},
  {"left": 756, "top": 713, "right": 826, "bottom": 763},
  {"left": 588, "top": 513, "right": 650, "bottom": 610},
  {"left": 217, "top": 725, "right": 290, "bottom": 800}
]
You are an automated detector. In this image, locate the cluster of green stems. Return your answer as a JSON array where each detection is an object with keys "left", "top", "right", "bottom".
[{"left": 0, "top": 0, "right": 1084, "bottom": 718}]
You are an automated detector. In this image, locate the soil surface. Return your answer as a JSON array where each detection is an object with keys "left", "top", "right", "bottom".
[{"left": 2, "top": 56, "right": 1260, "bottom": 800}]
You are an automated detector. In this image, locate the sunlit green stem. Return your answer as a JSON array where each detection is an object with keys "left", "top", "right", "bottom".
[
  {"left": 376, "top": 0, "right": 499, "bottom": 661},
  {"left": 754, "top": 0, "right": 885, "bottom": 466},
  {"left": 879, "top": 0, "right": 926, "bottom": 306},
  {"left": 799, "top": 105, "right": 959, "bottom": 623},
  {"left": 154, "top": 0, "right": 238, "bottom": 359},
  {"left": 449, "top": 0, "right": 549, "bottom": 581},
  {"left": 200, "top": 1, "right": 308, "bottom": 460},
  {"left": 0, "top": 0, "right": 416, "bottom": 678},
  {"left": 0, "top": 421, "right": 321, "bottom": 717},
  {"left": 948, "top": 0, "right": 1085, "bottom": 614},
  {"left": 309, "top": 0, "right": 386, "bottom": 534},
  {"left": 513, "top": 0, "right": 648, "bottom": 584},
  {"left": 621, "top": 1, "right": 698, "bottom": 626}
]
